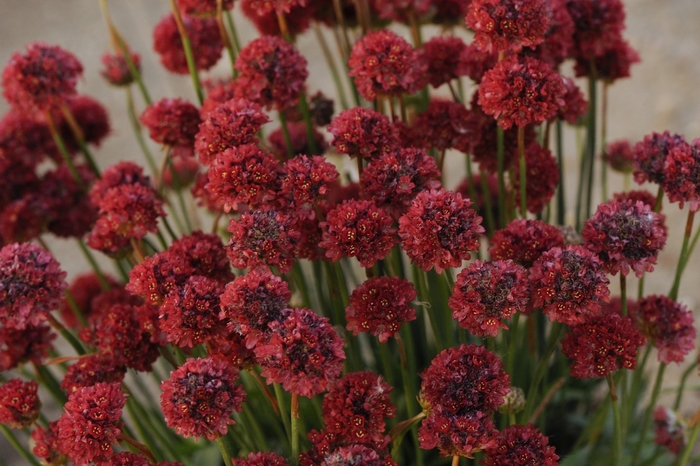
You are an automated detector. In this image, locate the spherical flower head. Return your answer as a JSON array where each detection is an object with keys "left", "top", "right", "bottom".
[
  {"left": 280, "top": 155, "right": 339, "bottom": 214},
  {"left": 432, "top": 0, "right": 472, "bottom": 25},
  {"left": 606, "top": 139, "right": 635, "bottom": 173},
  {"left": 0, "top": 194, "right": 50, "bottom": 245},
  {"left": 557, "top": 77, "right": 588, "bottom": 124},
  {"left": 245, "top": 0, "right": 307, "bottom": 15},
  {"left": 0, "top": 323, "right": 55, "bottom": 371},
  {"left": 268, "top": 121, "right": 328, "bottom": 159},
  {"left": 307, "top": 91, "right": 335, "bottom": 127},
  {"left": 653, "top": 407, "right": 686, "bottom": 455},
  {"left": 583, "top": 199, "right": 667, "bottom": 277},
  {"left": 195, "top": 97, "right": 270, "bottom": 165},
  {"left": 169, "top": 230, "right": 234, "bottom": 284},
  {"left": 206, "top": 144, "right": 281, "bottom": 211},
  {"left": 398, "top": 189, "right": 484, "bottom": 274},
  {"left": 450, "top": 260, "right": 529, "bottom": 337},
  {"left": 90, "top": 161, "right": 153, "bottom": 205},
  {"left": 633, "top": 131, "right": 688, "bottom": 186},
  {"left": 566, "top": 0, "right": 626, "bottom": 60},
  {"left": 466, "top": 0, "right": 551, "bottom": 54},
  {"left": 235, "top": 35, "right": 308, "bottom": 111},
  {"left": 127, "top": 250, "right": 195, "bottom": 306},
  {"left": 161, "top": 356, "right": 245, "bottom": 440},
  {"left": 32, "top": 421, "right": 67, "bottom": 465},
  {"left": 56, "top": 382, "right": 127, "bottom": 465},
  {"left": 512, "top": 141, "right": 560, "bottom": 215},
  {"left": 422, "top": 36, "right": 469, "bottom": 88},
  {"left": 482, "top": 424, "right": 559, "bottom": 465},
  {"left": 348, "top": 30, "right": 424, "bottom": 100},
  {"left": 322, "top": 371, "right": 396, "bottom": 448},
  {"left": 153, "top": 14, "right": 223, "bottom": 74},
  {"left": 0, "top": 242, "right": 66, "bottom": 330},
  {"left": 61, "top": 353, "right": 126, "bottom": 394},
  {"left": 524, "top": 0, "right": 575, "bottom": 67},
  {"left": 234, "top": 451, "right": 289, "bottom": 466},
  {"left": 141, "top": 98, "right": 201, "bottom": 147},
  {"left": 162, "top": 149, "right": 200, "bottom": 189},
  {"left": 226, "top": 207, "right": 301, "bottom": 273},
  {"left": 418, "top": 407, "right": 497, "bottom": 458},
  {"left": 661, "top": 139, "right": 700, "bottom": 211},
  {"left": 561, "top": 312, "right": 644, "bottom": 378},
  {"left": 2, "top": 42, "right": 83, "bottom": 113},
  {"left": 346, "top": 277, "right": 417, "bottom": 343},
  {"left": 613, "top": 190, "right": 658, "bottom": 209},
  {"left": 370, "top": 0, "right": 430, "bottom": 22},
  {"left": 0, "top": 110, "right": 59, "bottom": 167},
  {"left": 478, "top": 55, "right": 566, "bottom": 129},
  {"left": 317, "top": 444, "right": 396, "bottom": 466},
  {"left": 421, "top": 344, "right": 510, "bottom": 416},
  {"left": 100, "top": 51, "right": 140, "bottom": 86},
  {"left": 632, "top": 295, "right": 696, "bottom": 364},
  {"left": 58, "top": 95, "right": 111, "bottom": 150},
  {"left": 41, "top": 164, "right": 99, "bottom": 239},
  {"left": 241, "top": 0, "right": 314, "bottom": 38},
  {"left": 411, "top": 99, "right": 474, "bottom": 153},
  {"left": 177, "top": 0, "right": 234, "bottom": 16},
  {"left": 529, "top": 245, "right": 610, "bottom": 326},
  {"left": 320, "top": 199, "right": 397, "bottom": 268},
  {"left": 327, "top": 107, "right": 399, "bottom": 160},
  {"left": 255, "top": 307, "right": 346, "bottom": 397},
  {"left": 361, "top": 147, "right": 441, "bottom": 217},
  {"left": 0, "top": 379, "right": 40, "bottom": 429},
  {"left": 458, "top": 43, "right": 498, "bottom": 84},
  {"left": 489, "top": 219, "right": 565, "bottom": 269},
  {"left": 219, "top": 268, "right": 291, "bottom": 348},
  {"left": 574, "top": 36, "right": 640, "bottom": 82}
]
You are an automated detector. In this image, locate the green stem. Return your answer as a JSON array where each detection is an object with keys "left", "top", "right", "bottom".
[
  {"left": 312, "top": 23, "right": 349, "bottom": 110},
  {"left": 600, "top": 82, "right": 609, "bottom": 203},
  {"left": 224, "top": 10, "right": 241, "bottom": 56},
  {"left": 76, "top": 240, "right": 110, "bottom": 291},
  {"left": 607, "top": 374, "right": 622, "bottom": 465},
  {"left": 291, "top": 393, "right": 300, "bottom": 466},
  {"left": 125, "top": 87, "right": 158, "bottom": 176},
  {"left": 278, "top": 110, "right": 295, "bottom": 158},
  {"left": 298, "top": 90, "right": 319, "bottom": 155},
  {"left": 555, "top": 119, "right": 566, "bottom": 226},
  {"left": 518, "top": 125, "right": 528, "bottom": 218},
  {"left": 0, "top": 425, "right": 42, "bottom": 466},
  {"left": 64, "top": 289, "right": 88, "bottom": 328},
  {"left": 397, "top": 330, "right": 425, "bottom": 466},
  {"left": 169, "top": 0, "right": 204, "bottom": 104},
  {"left": 216, "top": 436, "right": 234, "bottom": 466},
  {"left": 584, "top": 72, "right": 597, "bottom": 224},
  {"left": 413, "top": 265, "right": 442, "bottom": 351},
  {"left": 522, "top": 323, "right": 563, "bottom": 422},
  {"left": 678, "top": 421, "right": 700, "bottom": 466},
  {"left": 620, "top": 274, "right": 627, "bottom": 316},
  {"left": 630, "top": 363, "right": 666, "bottom": 466},
  {"left": 273, "top": 383, "right": 292, "bottom": 441},
  {"left": 48, "top": 314, "right": 85, "bottom": 355},
  {"left": 125, "top": 397, "right": 164, "bottom": 463},
  {"left": 496, "top": 126, "right": 507, "bottom": 228},
  {"left": 669, "top": 209, "right": 695, "bottom": 300},
  {"left": 673, "top": 360, "right": 698, "bottom": 410},
  {"left": 45, "top": 111, "right": 85, "bottom": 189},
  {"left": 626, "top": 345, "right": 651, "bottom": 429},
  {"left": 506, "top": 312, "right": 521, "bottom": 377}
]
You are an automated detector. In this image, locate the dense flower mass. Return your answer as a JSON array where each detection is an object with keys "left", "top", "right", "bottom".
[
  {"left": 466, "top": 0, "right": 551, "bottom": 53},
  {"left": 449, "top": 260, "right": 529, "bottom": 337},
  {"left": 419, "top": 408, "right": 497, "bottom": 458},
  {"left": 633, "top": 131, "right": 688, "bottom": 185},
  {"left": 31, "top": 421, "right": 66, "bottom": 465},
  {"left": 346, "top": 277, "right": 416, "bottom": 342},
  {"left": 61, "top": 353, "right": 126, "bottom": 394},
  {"left": 161, "top": 356, "right": 245, "bottom": 440},
  {"left": 411, "top": 99, "right": 473, "bottom": 153},
  {"left": 140, "top": 98, "right": 201, "bottom": 147},
  {"left": 482, "top": 424, "right": 559, "bottom": 465},
  {"left": 279, "top": 155, "right": 339, "bottom": 213},
  {"left": 653, "top": 407, "right": 685, "bottom": 455},
  {"left": 0, "top": 378, "right": 41, "bottom": 428},
  {"left": 0, "top": 242, "right": 66, "bottom": 329},
  {"left": 661, "top": 138, "right": 700, "bottom": 211},
  {"left": 565, "top": 0, "right": 626, "bottom": 60},
  {"left": 606, "top": 139, "right": 635, "bottom": 173},
  {"left": 399, "top": 189, "right": 484, "bottom": 273},
  {"left": 583, "top": 199, "right": 667, "bottom": 276},
  {"left": 632, "top": 295, "right": 696, "bottom": 364},
  {"left": 100, "top": 51, "right": 140, "bottom": 86},
  {"left": 489, "top": 219, "right": 565, "bottom": 269},
  {"left": 327, "top": 107, "right": 399, "bottom": 160},
  {"left": 153, "top": 14, "right": 223, "bottom": 74},
  {"left": 0, "top": 323, "right": 54, "bottom": 371},
  {"left": 234, "top": 451, "right": 289, "bottom": 466},
  {"left": 422, "top": 36, "right": 469, "bottom": 88},
  {"left": 176, "top": 0, "right": 234, "bottom": 16}
]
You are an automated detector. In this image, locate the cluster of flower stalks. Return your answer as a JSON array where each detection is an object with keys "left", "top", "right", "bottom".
[{"left": 1, "top": 0, "right": 700, "bottom": 465}]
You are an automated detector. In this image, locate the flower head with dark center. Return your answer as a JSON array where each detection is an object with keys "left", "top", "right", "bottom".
[
  {"left": 411, "top": 99, "right": 473, "bottom": 153},
  {"left": 419, "top": 406, "right": 497, "bottom": 458},
  {"left": 489, "top": 219, "right": 565, "bottom": 269},
  {"left": 632, "top": 295, "right": 696, "bottom": 364},
  {"left": 574, "top": 36, "right": 640, "bottom": 82},
  {"left": 565, "top": 0, "right": 626, "bottom": 60},
  {"left": 633, "top": 131, "right": 688, "bottom": 186},
  {"left": 482, "top": 424, "right": 559, "bottom": 465},
  {"left": 279, "top": 155, "right": 339, "bottom": 215},
  {"left": 327, "top": 107, "right": 399, "bottom": 160}
]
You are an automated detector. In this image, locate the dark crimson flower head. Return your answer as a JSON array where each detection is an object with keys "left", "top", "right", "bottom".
[
  {"left": 422, "top": 36, "right": 468, "bottom": 88},
  {"left": 633, "top": 131, "right": 688, "bottom": 186},
  {"left": 525, "top": 0, "right": 575, "bottom": 67},
  {"left": 449, "top": 259, "right": 530, "bottom": 337},
  {"left": 89, "top": 161, "right": 153, "bottom": 205},
  {"left": 234, "top": 451, "right": 289, "bottom": 466},
  {"left": 0, "top": 110, "right": 60, "bottom": 167},
  {"left": 308, "top": 91, "right": 335, "bottom": 127},
  {"left": 100, "top": 50, "right": 140, "bottom": 87},
  {"left": 177, "top": 0, "right": 234, "bottom": 16},
  {"left": 61, "top": 353, "right": 126, "bottom": 394},
  {"left": 512, "top": 141, "right": 560, "bottom": 215},
  {"left": 419, "top": 407, "right": 497, "bottom": 458},
  {"left": 399, "top": 189, "right": 484, "bottom": 274},
  {"left": 241, "top": 0, "right": 315, "bottom": 38},
  {"left": 255, "top": 307, "right": 346, "bottom": 397},
  {"left": 613, "top": 190, "right": 657, "bottom": 209},
  {"left": 245, "top": 0, "right": 308, "bottom": 15},
  {"left": 327, "top": 107, "right": 399, "bottom": 160},
  {"left": 161, "top": 356, "right": 245, "bottom": 440},
  {"left": 566, "top": 0, "right": 626, "bottom": 60},
  {"left": 2, "top": 42, "right": 83, "bottom": 113},
  {"left": 56, "top": 382, "right": 127, "bottom": 465},
  {"left": 201, "top": 78, "right": 238, "bottom": 118},
  {"left": 32, "top": 421, "right": 66, "bottom": 466},
  {"left": 320, "top": 199, "right": 397, "bottom": 268},
  {"left": 432, "top": 0, "right": 472, "bottom": 25},
  {"left": 661, "top": 139, "right": 700, "bottom": 211},
  {"left": 235, "top": 35, "right": 308, "bottom": 111},
  {"left": 458, "top": 43, "right": 498, "bottom": 84},
  {"left": 632, "top": 295, "right": 696, "bottom": 365},
  {"left": 41, "top": 164, "right": 98, "bottom": 239},
  {"left": 153, "top": 14, "right": 223, "bottom": 74},
  {"left": 557, "top": 77, "right": 588, "bottom": 124},
  {"left": 466, "top": 0, "right": 551, "bottom": 54},
  {"left": 370, "top": 0, "right": 431, "bottom": 22},
  {"left": 411, "top": 99, "right": 474, "bottom": 154},
  {"left": 170, "top": 230, "right": 234, "bottom": 283},
  {"left": 0, "top": 242, "right": 66, "bottom": 330},
  {"left": 606, "top": 139, "right": 635, "bottom": 173},
  {"left": 127, "top": 250, "right": 195, "bottom": 306},
  {"left": 0, "top": 378, "right": 41, "bottom": 429},
  {"left": 279, "top": 155, "right": 339, "bottom": 214},
  {"left": 58, "top": 95, "right": 111, "bottom": 150},
  {"left": 478, "top": 55, "right": 566, "bottom": 129},
  {"left": 529, "top": 245, "right": 610, "bottom": 326},
  {"left": 489, "top": 219, "right": 565, "bottom": 269},
  {"left": 653, "top": 407, "right": 686, "bottom": 455},
  {"left": 482, "top": 424, "right": 559, "bottom": 465},
  {"left": 0, "top": 323, "right": 55, "bottom": 371},
  {"left": 574, "top": 35, "right": 640, "bottom": 81},
  {"left": 346, "top": 277, "right": 416, "bottom": 343},
  {"left": 348, "top": 30, "right": 425, "bottom": 100},
  {"left": 141, "top": 98, "right": 201, "bottom": 147}
]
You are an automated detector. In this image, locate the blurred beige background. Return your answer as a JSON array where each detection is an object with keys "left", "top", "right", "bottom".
[{"left": 0, "top": 0, "right": 699, "bottom": 461}]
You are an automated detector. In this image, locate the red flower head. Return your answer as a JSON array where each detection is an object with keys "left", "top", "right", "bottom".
[
  {"left": 206, "top": 144, "right": 281, "bottom": 211},
  {"left": 141, "top": 98, "right": 201, "bottom": 147},
  {"left": 327, "top": 107, "right": 399, "bottom": 160},
  {"left": 412, "top": 99, "right": 474, "bottom": 153},
  {"left": 633, "top": 131, "right": 688, "bottom": 186},
  {"left": 346, "top": 277, "right": 416, "bottom": 343},
  {"left": 561, "top": 312, "right": 644, "bottom": 378},
  {"left": 308, "top": 91, "right": 335, "bottom": 127},
  {"left": 348, "top": 30, "right": 425, "bottom": 101},
  {"left": 241, "top": 0, "right": 315, "bottom": 38},
  {"left": 201, "top": 79, "right": 238, "bottom": 118},
  {"left": 662, "top": 139, "right": 700, "bottom": 211},
  {"left": 449, "top": 259, "right": 530, "bottom": 337},
  {"left": 153, "top": 14, "right": 223, "bottom": 74},
  {"left": 583, "top": 199, "right": 667, "bottom": 277},
  {"left": 361, "top": 147, "right": 441, "bottom": 217},
  {"left": 219, "top": 268, "right": 291, "bottom": 348},
  {"left": 512, "top": 141, "right": 560, "bottom": 215},
  {"left": 127, "top": 251, "right": 195, "bottom": 306},
  {"left": 100, "top": 51, "right": 140, "bottom": 87},
  {"left": 613, "top": 190, "right": 658, "bottom": 209},
  {"left": 57, "top": 95, "right": 111, "bottom": 151},
  {"left": 482, "top": 424, "right": 559, "bottom": 465},
  {"left": 161, "top": 356, "right": 245, "bottom": 440},
  {"left": 489, "top": 219, "right": 565, "bottom": 269},
  {"left": 195, "top": 98, "right": 270, "bottom": 165},
  {"left": 0, "top": 323, "right": 54, "bottom": 371},
  {"left": 32, "top": 421, "right": 67, "bottom": 466},
  {"left": 458, "top": 43, "right": 498, "bottom": 84},
  {"left": 419, "top": 408, "right": 497, "bottom": 458},
  {"left": 160, "top": 275, "right": 226, "bottom": 348},
  {"left": 606, "top": 139, "right": 635, "bottom": 173},
  {"left": 566, "top": 0, "right": 626, "bottom": 60},
  {"left": 318, "top": 444, "right": 397, "bottom": 466},
  {"left": 235, "top": 35, "right": 308, "bottom": 111},
  {"left": 466, "top": 0, "right": 551, "bottom": 54},
  {"left": 525, "top": 0, "right": 575, "bottom": 67},
  {"left": 529, "top": 245, "right": 610, "bottom": 326},
  {"left": 371, "top": 0, "right": 431, "bottom": 22},
  {"left": 399, "top": 189, "right": 484, "bottom": 274},
  {"left": 170, "top": 230, "right": 234, "bottom": 283},
  {"left": 557, "top": 77, "right": 588, "bottom": 124},
  {"left": 0, "top": 111, "right": 59, "bottom": 167},
  {"left": 432, "top": 0, "right": 472, "bottom": 25},
  {"left": 226, "top": 207, "right": 301, "bottom": 273},
  {"left": 422, "top": 36, "right": 468, "bottom": 88},
  {"left": 0, "top": 242, "right": 66, "bottom": 330},
  {"left": 0, "top": 379, "right": 41, "bottom": 429},
  {"left": 2, "top": 42, "right": 83, "bottom": 113},
  {"left": 90, "top": 161, "right": 152, "bottom": 205},
  {"left": 244, "top": 0, "right": 307, "bottom": 14},
  {"left": 322, "top": 371, "right": 396, "bottom": 448},
  {"left": 320, "top": 199, "right": 397, "bottom": 268},
  {"left": 632, "top": 295, "right": 696, "bottom": 365},
  {"left": 256, "top": 307, "right": 345, "bottom": 397},
  {"left": 574, "top": 36, "right": 640, "bottom": 81},
  {"left": 478, "top": 55, "right": 566, "bottom": 129},
  {"left": 234, "top": 451, "right": 289, "bottom": 466},
  {"left": 268, "top": 121, "right": 328, "bottom": 159},
  {"left": 653, "top": 407, "right": 686, "bottom": 455},
  {"left": 279, "top": 155, "right": 339, "bottom": 214},
  {"left": 61, "top": 353, "right": 126, "bottom": 394},
  {"left": 41, "top": 164, "right": 99, "bottom": 239},
  {"left": 56, "top": 382, "right": 127, "bottom": 465},
  {"left": 177, "top": 0, "right": 234, "bottom": 16}
]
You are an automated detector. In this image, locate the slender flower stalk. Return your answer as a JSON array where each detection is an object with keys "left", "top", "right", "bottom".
[{"left": 168, "top": 0, "right": 204, "bottom": 104}]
